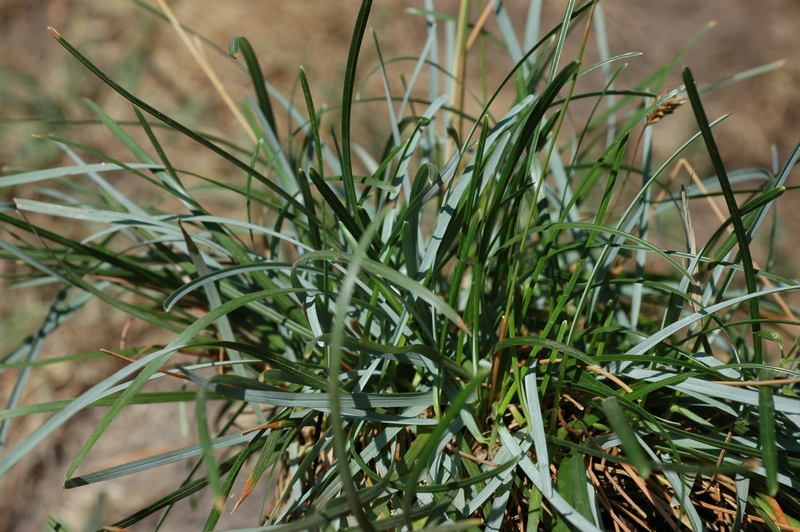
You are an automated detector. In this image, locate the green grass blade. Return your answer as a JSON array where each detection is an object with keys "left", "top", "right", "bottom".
[
  {"left": 339, "top": 0, "right": 373, "bottom": 222},
  {"left": 307, "top": 166, "right": 364, "bottom": 244},
  {"left": 497, "top": 427, "right": 603, "bottom": 531},
  {"left": 0, "top": 162, "right": 163, "bottom": 188},
  {"left": 229, "top": 36, "right": 277, "bottom": 136},
  {"left": 601, "top": 396, "right": 652, "bottom": 478},
  {"left": 65, "top": 431, "right": 253, "bottom": 488},
  {"left": 60, "top": 286, "right": 302, "bottom": 483},
  {"left": 294, "top": 249, "right": 469, "bottom": 334},
  {"left": 46, "top": 27, "right": 316, "bottom": 221},
  {"left": 684, "top": 65, "right": 775, "bottom": 494}
]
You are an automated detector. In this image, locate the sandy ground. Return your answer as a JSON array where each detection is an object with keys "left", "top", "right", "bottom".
[{"left": 1, "top": 1, "right": 799, "bottom": 530}]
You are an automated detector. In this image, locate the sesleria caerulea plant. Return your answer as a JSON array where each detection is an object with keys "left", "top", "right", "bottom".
[{"left": 2, "top": 1, "right": 800, "bottom": 530}]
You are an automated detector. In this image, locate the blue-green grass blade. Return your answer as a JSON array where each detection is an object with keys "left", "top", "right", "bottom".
[
  {"left": 193, "top": 340, "right": 329, "bottom": 389},
  {"left": 189, "top": 375, "right": 441, "bottom": 421},
  {"left": 84, "top": 99, "right": 157, "bottom": 164},
  {"left": 497, "top": 220, "right": 693, "bottom": 281},
  {"left": 494, "top": 0, "right": 524, "bottom": 70},
  {"left": 0, "top": 162, "right": 163, "bottom": 188},
  {"left": 370, "top": 29, "right": 401, "bottom": 147},
  {"left": 268, "top": 428, "right": 335, "bottom": 523},
  {"left": 65, "top": 427, "right": 253, "bottom": 488},
  {"left": 0, "top": 212, "right": 180, "bottom": 291},
  {"left": 406, "top": 7, "right": 504, "bottom": 48},
  {"left": 105, "top": 434, "right": 271, "bottom": 529},
  {"left": 733, "top": 475, "right": 750, "bottom": 531},
  {"left": 480, "top": 60, "right": 580, "bottom": 253},
  {"left": 178, "top": 223, "right": 252, "bottom": 388},
  {"left": 13, "top": 199, "right": 224, "bottom": 251},
  {"left": 546, "top": 0, "right": 576, "bottom": 84},
  {"left": 522, "top": 371, "right": 552, "bottom": 498},
  {"left": 0, "top": 349, "right": 100, "bottom": 371},
  {"left": 624, "top": 367, "right": 800, "bottom": 416},
  {"left": 59, "top": 144, "right": 147, "bottom": 217},
  {"left": 0, "top": 343, "right": 180, "bottom": 478},
  {"left": 391, "top": 97, "right": 447, "bottom": 201},
  {"left": 403, "top": 371, "right": 487, "bottom": 524},
  {"left": 62, "top": 287, "right": 303, "bottom": 482},
  {"left": 460, "top": 2, "right": 593, "bottom": 149},
  {"left": 203, "top": 428, "right": 269, "bottom": 530},
  {"left": 298, "top": 67, "right": 325, "bottom": 178},
  {"left": 245, "top": 94, "right": 296, "bottom": 195},
  {"left": 485, "top": 476, "right": 513, "bottom": 532},
  {"left": 698, "top": 59, "right": 786, "bottom": 95},
  {"left": 325, "top": 192, "right": 381, "bottom": 532},
  {"left": 195, "top": 380, "right": 224, "bottom": 513},
  {"left": 0, "top": 390, "right": 222, "bottom": 422},
  {"left": 85, "top": 99, "right": 196, "bottom": 207},
  {"left": 294, "top": 249, "right": 469, "bottom": 334},
  {"left": 0, "top": 234, "right": 185, "bottom": 333},
  {"left": 307, "top": 334, "right": 472, "bottom": 380},
  {"left": 0, "top": 287, "right": 69, "bottom": 453},
  {"left": 296, "top": 80, "right": 323, "bottom": 250},
  {"left": 0, "top": 288, "right": 92, "bottom": 367},
  {"left": 498, "top": 427, "right": 603, "bottom": 532}
]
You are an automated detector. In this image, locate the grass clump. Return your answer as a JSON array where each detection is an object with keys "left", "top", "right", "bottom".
[{"left": 2, "top": 1, "right": 800, "bottom": 530}]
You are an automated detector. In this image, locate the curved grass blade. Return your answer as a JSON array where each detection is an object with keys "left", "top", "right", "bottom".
[
  {"left": 629, "top": 284, "right": 798, "bottom": 356},
  {"left": 46, "top": 28, "right": 317, "bottom": 224},
  {"left": 325, "top": 184, "right": 383, "bottom": 532},
  {"left": 229, "top": 36, "right": 276, "bottom": 136},
  {"left": 61, "top": 286, "right": 303, "bottom": 484},
  {"left": 706, "top": 187, "right": 786, "bottom": 267},
  {"left": 339, "top": 0, "right": 374, "bottom": 222},
  {"left": 298, "top": 67, "right": 325, "bottom": 179},
  {"left": 294, "top": 249, "right": 469, "bottom": 334},
  {"left": 308, "top": 333, "right": 472, "bottom": 380},
  {"left": 0, "top": 343, "right": 179, "bottom": 478}
]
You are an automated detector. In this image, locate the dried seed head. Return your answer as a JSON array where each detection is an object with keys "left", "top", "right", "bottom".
[{"left": 647, "top": 92, "right": 685, "bottom": 125}]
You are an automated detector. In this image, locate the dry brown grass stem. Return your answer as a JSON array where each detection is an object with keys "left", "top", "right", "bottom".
[
  {"left": 588, "top": 457, "right": 632, "bottom": 532},
  {"left": 157, "top": 0, "right": 256, "bottom": 144},
  {"left": 618, "top": 461, "right": 677, "bottom": 528},
  {"left": 597, "top": 459, "right": 648, "bottom": 519},
  {"left": 465, "top": 0, "right": 497, "bottom": 53},
  {"left": 538, "top": 358, "right": 634, "bottom": 393},
  {"left": 444, "top": 442, "right": 500, "bottom": 467},
  {"left": 101, "top": 348, "right": 190, "bottom": 381}
]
